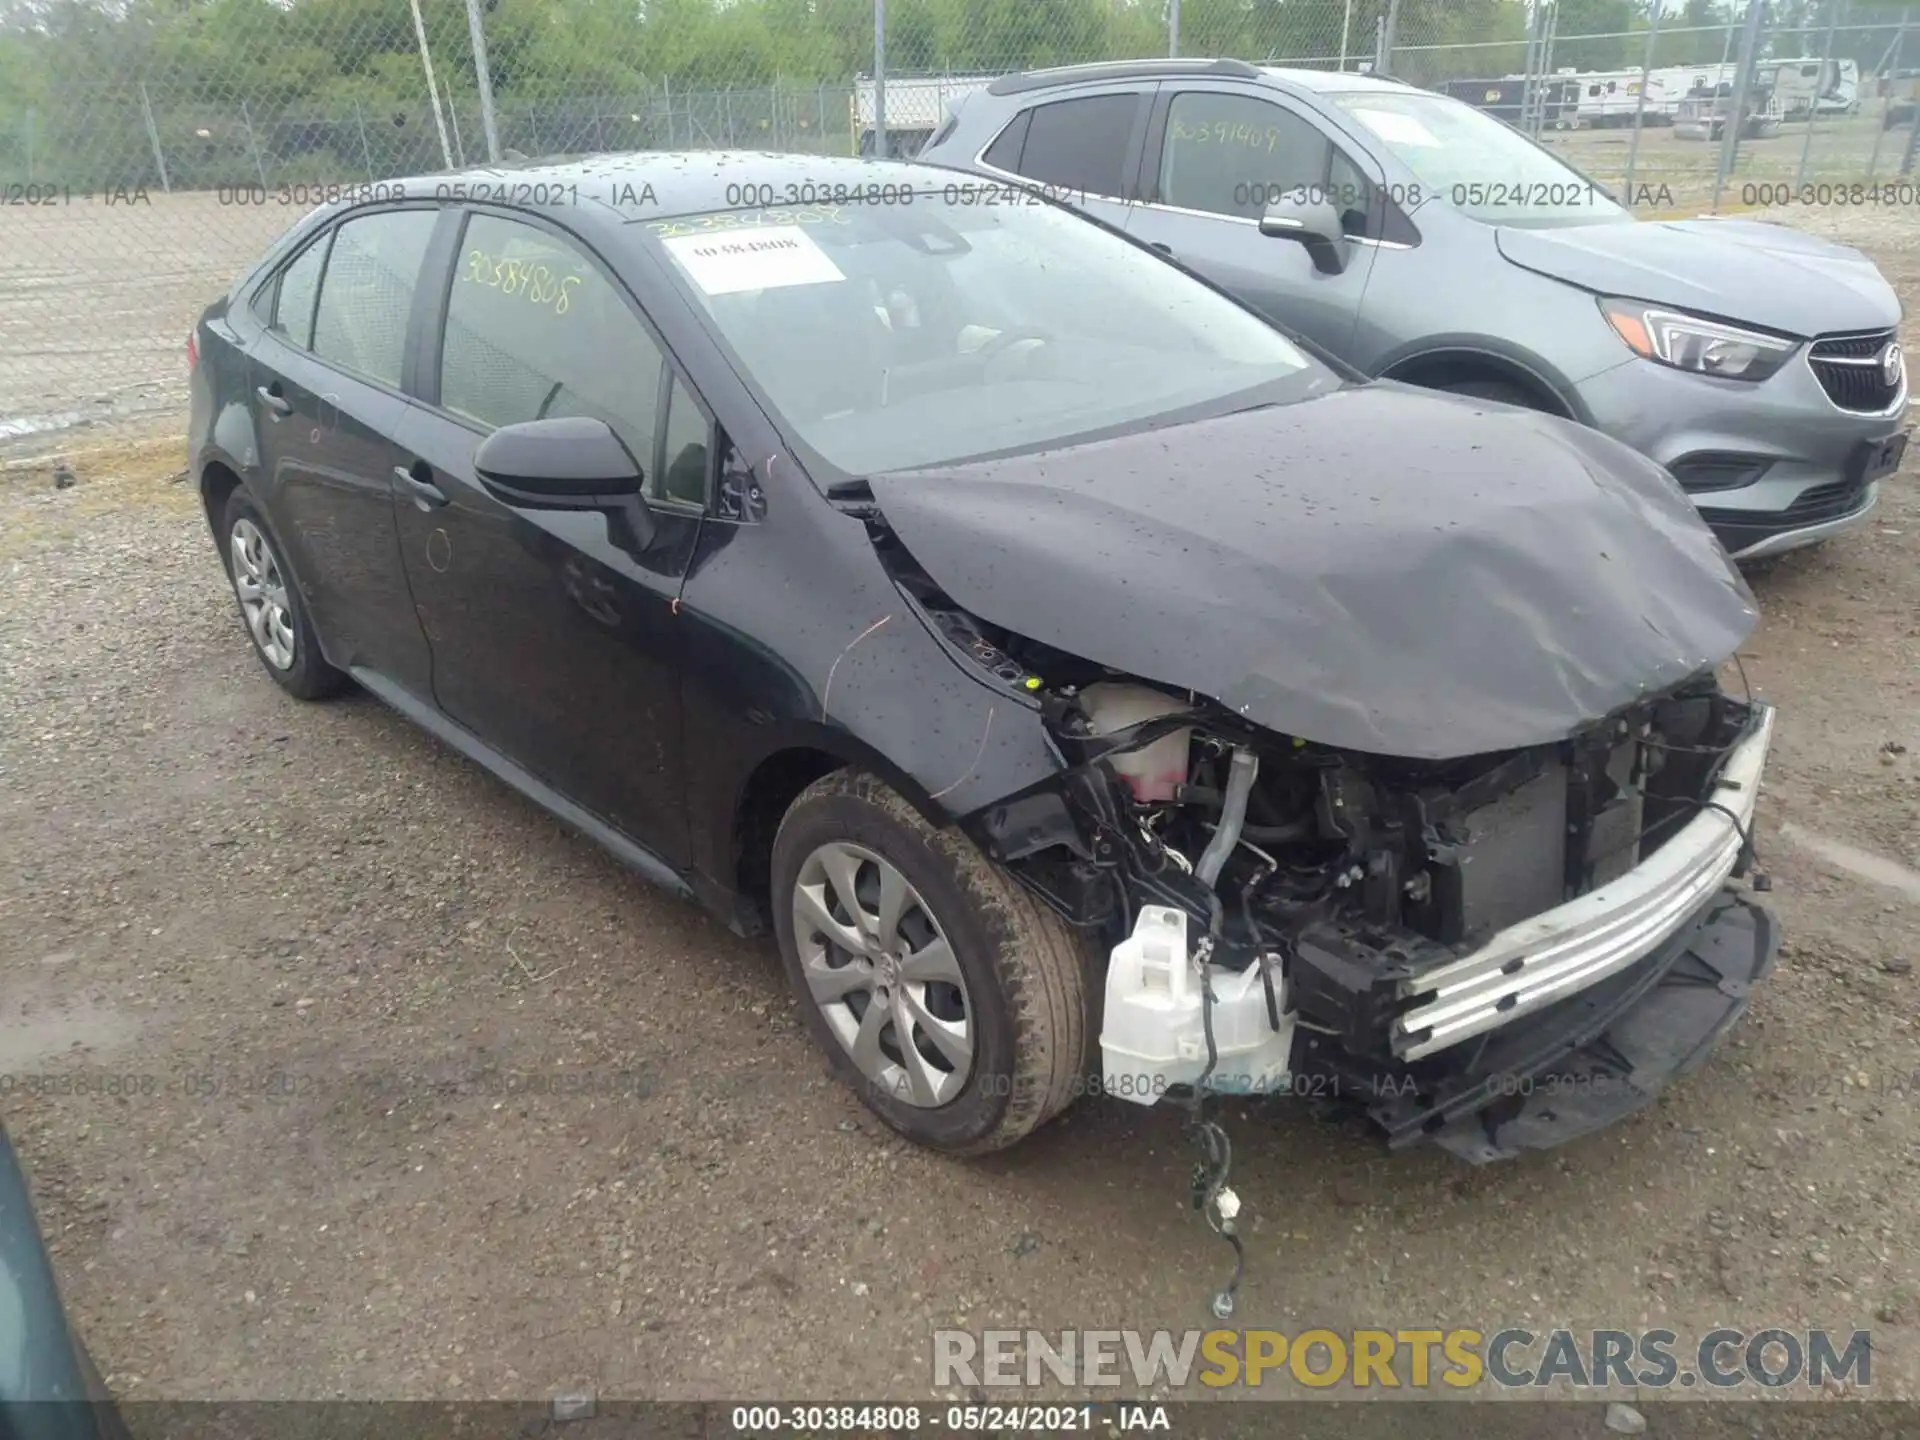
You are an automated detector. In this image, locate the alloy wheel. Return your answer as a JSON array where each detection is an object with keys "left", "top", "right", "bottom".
[
  {"left": 790, "top": 840, "right": 975, "bottom": 1107},
  {"left": 229, "top": 517, "right": 296, "bottom": 670}
]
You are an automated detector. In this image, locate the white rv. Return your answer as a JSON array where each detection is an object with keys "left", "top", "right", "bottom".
[
  {"left": 852, "top": 74, "right": 996, "bottom": 157},
  {"left": 1649, "top": 62, "right": 1742, "bottom": 102},
  {"left": 1757, "top": 56, "right": 1860, "bottom": 117},
  {"left": 1568, "top": 69, "right": 1691, "bottom": 126}
]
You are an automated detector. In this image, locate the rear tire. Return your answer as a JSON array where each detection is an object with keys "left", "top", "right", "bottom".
[
  {"left": 219, "top": 489, "right": 348, "bottom": 701},
  {"left": 771, "top": 769, "right": 1094, "bottom": 1154}
]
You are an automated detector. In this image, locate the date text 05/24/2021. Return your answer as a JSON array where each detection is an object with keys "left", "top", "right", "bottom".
[{"left": 726, "top": 1404, "right": 1156, "bottom": 1433}]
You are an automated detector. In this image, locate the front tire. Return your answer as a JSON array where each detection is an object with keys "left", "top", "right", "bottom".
[
  {"left": 219, "top": 489, "right": 347, "bottom": 700},
  {"left": 771, "top": 769, "right": 1094, "bottom": 1154}
]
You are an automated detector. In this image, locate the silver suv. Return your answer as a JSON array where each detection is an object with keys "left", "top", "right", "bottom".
[{"left": 918, "top": 58, "right": 1910, "bottom": 560}]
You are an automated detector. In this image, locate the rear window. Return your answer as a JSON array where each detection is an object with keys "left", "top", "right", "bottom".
[
  {"left": 981, "top": 110, "right": 1031, "bottom": 172},
  {"left": 310, "top": 209, "right": 438, "bottom": 388},
  {"left": 266, "top": 233, "right": 329, "bottom": 350},
  {"left": 1005, "top": 94, "right": 1142, "bottom": 197}
]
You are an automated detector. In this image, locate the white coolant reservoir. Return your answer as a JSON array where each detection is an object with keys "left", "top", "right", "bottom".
[
  {"left": 1100, "top": 906, "right": 1296, "bottom": 1105},
  {"left": 1080, "top": 682, "right": 1191, "bottom": 803}
]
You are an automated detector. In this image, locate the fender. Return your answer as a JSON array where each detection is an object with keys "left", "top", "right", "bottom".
[
  {"left": 1376, "top": 337, "right": 1593, "bottom": 425},
  {"left": 716, "top": 713, "right": 975, "bottom": 839},
  {"left": 198, "top": 406, "right": 264, "bottom": 512},
  {"left": 683, "top": 699, "right": 1065, "bottom": 937}
]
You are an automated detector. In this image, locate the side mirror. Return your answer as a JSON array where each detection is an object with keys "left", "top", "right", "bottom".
[
  {"left": 1258, "top": 194, "right": 1351, "bottom": 275},
  {"left": 474, "top": 416, "right": 656, "bottom": 550},
  {"left": 474, "top": 416, "right": 642, "bottom": 501}
]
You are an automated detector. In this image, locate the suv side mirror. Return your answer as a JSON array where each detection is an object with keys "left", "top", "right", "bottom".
[
  {"left": 1258, "top": 194, "right": 1351, "bottom": 275},
  {"left": 474, "top": 415, "right": 656, "bottom": 550}
]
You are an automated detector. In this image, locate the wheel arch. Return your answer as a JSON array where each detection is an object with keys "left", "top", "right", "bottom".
[
  {"left": 1380, "top": 345, "right": 1582, "bottom": 421},
  {"left": 723, "top": 732, "right": 958, "bottom": 933},
  {"left": 198, "top": 458, "right": 247, "bottom": 549}
]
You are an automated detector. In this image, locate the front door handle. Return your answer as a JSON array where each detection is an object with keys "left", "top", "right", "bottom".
[
  {"left": 395, "top": 463, "right": 448, "bottom": 511},
  {"left": 256, "top": 385, "right": 293, "bottom": 417}
]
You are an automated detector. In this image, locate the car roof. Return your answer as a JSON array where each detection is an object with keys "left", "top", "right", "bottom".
[
  {"left": 383, "top": 151, "right": 944, "bottom": 225},
  {"left": 1260, "top": 66, "right": 1417, "bottom": 96},
  {"left": 975, "top": 58, "right": 1414, "bottom": 101}
]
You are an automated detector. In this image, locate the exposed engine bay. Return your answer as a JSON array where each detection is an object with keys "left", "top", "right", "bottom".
[
  {"left": 882, "top": 531, "right": 1775, "bottom": 1141},
  {"left": 851, "top": 450, "right": 1782, "bottom": 1316}
]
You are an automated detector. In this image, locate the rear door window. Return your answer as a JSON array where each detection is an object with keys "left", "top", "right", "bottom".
[{"left": 310, "top": 209, "right": 438, "bottom": 389}]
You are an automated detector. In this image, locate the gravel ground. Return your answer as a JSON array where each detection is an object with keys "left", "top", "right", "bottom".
[
  {"left": 1540, "top": 111, "right": 1920, "bottom": 203},
  {"left": 0, "top": 208, "right": 1917, "bottom": 1427}
]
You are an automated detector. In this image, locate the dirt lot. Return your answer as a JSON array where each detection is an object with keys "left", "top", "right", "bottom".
[
  {"left": 1542, "top": 110, "right": 1920, "bottom": 204},
  {"left": 0, "top": 206, "right": 1917, "bottom": 1428},
  {"left": 0, "top": 190, "right": 300, "bottom": 436}
]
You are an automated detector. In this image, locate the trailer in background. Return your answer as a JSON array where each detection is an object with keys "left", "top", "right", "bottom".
[
  {"left": 852, "top": 74, "right": 995, "bottom": 158},
  {"left": 1755, "top": 56, "right": 1860, "bottom": 118},
  {"left": 1440, "top": 56, "right": 1854, "bottom": 134},
  {"left": 1647, "top": 62, "right": 1740, "bottom": 108},
  {"left": 1439, "top": 77, "right": 1580, "bottom": 129},
  {"left": 1569, "top": 68, "right": 1694, "bottom": 127}
]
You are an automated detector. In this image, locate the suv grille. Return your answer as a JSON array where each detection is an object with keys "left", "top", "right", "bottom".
[
  {"left": 1808, "top": 329, "right": 1903, "bottom": 413},
  {"left": 1698, "top": 476, "right": 1871, "bottom": 530}
]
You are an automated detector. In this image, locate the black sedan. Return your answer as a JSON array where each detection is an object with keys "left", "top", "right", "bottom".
[
  {"left": 190, "top": 152, "right": 1779, "bottom": 1162},
  {"left": 0, "top": 1120, "right": 129, "bottom": 1438}
]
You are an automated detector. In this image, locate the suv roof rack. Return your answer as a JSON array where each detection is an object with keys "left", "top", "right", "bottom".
[{"left": 986, "top": 57, "right": 1262, "bottom": 96}]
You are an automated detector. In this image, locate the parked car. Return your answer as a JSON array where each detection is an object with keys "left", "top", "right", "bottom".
[
  {"left": 917, "top": 58, "right": 1910, "bottom": 560},
  {"left": 191, "top": 150, "right": 1780, "bottom": 1165},
  {"left": 0, "top": 1119, "right": 129, "bottom": 1439}
]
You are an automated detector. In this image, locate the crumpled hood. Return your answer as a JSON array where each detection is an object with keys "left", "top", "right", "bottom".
[
  {"left": 872, "top": 384, "right": 1758, "bottom": 759},
  {"left": 1496, "top": 218, "right": 1899, "bottom": 337}
]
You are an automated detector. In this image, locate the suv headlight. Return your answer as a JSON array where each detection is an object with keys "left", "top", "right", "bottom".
[{"left": 1599, "top": 297, "right": 1799, "bottom": 381}]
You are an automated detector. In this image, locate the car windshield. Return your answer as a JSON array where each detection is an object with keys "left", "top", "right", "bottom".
[
  {"left": 1329, "top": 90, "right": 1633, "bottom": 229},
  {"left": 645, "top": 194, "right": 1332, "bottom": 476}
]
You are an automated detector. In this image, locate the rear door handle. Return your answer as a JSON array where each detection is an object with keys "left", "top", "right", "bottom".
[
  {"left": 1150, "top": 242, "right": 1173, "bottom": 254},
  {"left": 256, "top": 385, "right": 293, "bottom": 417},
  {"left": 395, "top": 463, "right": 448, "bottom": 511}
]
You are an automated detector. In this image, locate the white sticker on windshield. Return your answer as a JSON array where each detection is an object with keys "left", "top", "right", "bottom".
[
  {"left": 1352, "top": 108, "right": 1441, "bottom": 148},
  {"left": 661, "top": 226, "right": 844, "bottom": 295}
]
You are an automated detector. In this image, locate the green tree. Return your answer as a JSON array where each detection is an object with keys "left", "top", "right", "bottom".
[{"left": 1551, "top": 0, "right": 1640, "bottom": 70}]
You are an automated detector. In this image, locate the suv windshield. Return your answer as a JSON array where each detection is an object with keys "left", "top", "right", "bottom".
[
  {"left": 1330, "top": 90, "right": 1632, "bottom": 229},
  {"left": 646, "top": 195, "right": 1331, "bottom": 475}
]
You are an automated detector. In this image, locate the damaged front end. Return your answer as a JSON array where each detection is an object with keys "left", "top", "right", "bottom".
[
  {"left": 850, "top": 392, "right": 1782, "bottom": 1166},
  {"left": 944, "top": 618, "right": 1779, "bottom": 1165},
  {"left": 834, "top": 383, "right": 1782, "bottom": 1316}
]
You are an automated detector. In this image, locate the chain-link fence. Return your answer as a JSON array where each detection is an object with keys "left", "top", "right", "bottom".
[{"left": 3, "top": 0, "right": 1918, "bottom": 433}]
